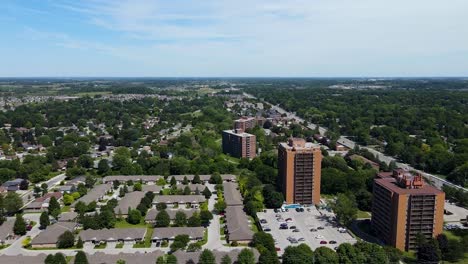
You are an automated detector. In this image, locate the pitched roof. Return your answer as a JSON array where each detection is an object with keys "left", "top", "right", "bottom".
[
  {"left": 225, "top": 206, "right": 254, "bottom": 242},
  {"left": 152, "top": 227, "right": 204, "bottom": 240},
  {"left": 173, "top": 249, "right": 259, "bottom": 264},
  {"left": 85, "top": 251, "right": 164, "bottom": 264},
  {"left": 114, "top": 191, "right": 146, "bottom": 215},
  {"left": 176, "top": 184, "right": 206, "bottom": 192},
  {"left": 0, "top": 219, "right": 15, "bottom": 242},
  {"left": 142, "top": 185, "right": 162, "bottom": 193},
  {"left": 102, "top": 175, "right": 162, "bottom": 183},
  {"left": 71, "top": 184, "right": 111, "bottom": 207},
  {"left": 153, "top": 195, "right": 206, "bottom": 204},
  {"left": 58, "top": 212, "right": 78, "bottom": 222},
  {"left": 223, "top": 182, "right": 243, "bottom": 206},
  {"left": 1, "top": 254, "right": 48, "bottom": 264},
  {"left": 145, "top": 209, "right": 198, "bottom": 221},
  {"left": 31, "top": 222, "right": 77, "bottom": 245},
  {"left": 79, "top": 228, "right": 147, "bottom": 241}
]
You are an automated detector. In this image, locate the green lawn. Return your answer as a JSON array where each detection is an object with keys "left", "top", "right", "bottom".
[
  {"left": 357, "top": 210, "right": 371, "bottom": 219},
  {"left": 248, "top": 216, "right": 258, "bottom": 232},
  {"left": 115, "top": 243, "right": 124, "bottom": 249},
  {"left": 94, "top": 243, "right": 107, "bottom": 249},
  {"left": 115, "top": 219, "right": 150, "bottom": 228},
  {"left": 61, "top": 206, "right": 70, "bottom": 213},
  {"left": 133, "top": 228, "right": 153, "bottom": 248}
]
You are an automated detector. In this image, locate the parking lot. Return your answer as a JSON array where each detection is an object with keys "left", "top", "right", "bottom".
[{"left": 257, "top": 206, "right": 356, "bottom": 255}]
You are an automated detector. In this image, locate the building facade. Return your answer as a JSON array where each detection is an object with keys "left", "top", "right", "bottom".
[
  {"left": 278, "top": 138, "right": 322, "bottom": 205},
  {"left": 234, "top": 117, "right": 257, "bottom": 131},
  {"left": 222, "top": 129, "right": 256, "bottom": 159},
  {"left": 371, "top": 169, "right": 445, "bottom": 251}
]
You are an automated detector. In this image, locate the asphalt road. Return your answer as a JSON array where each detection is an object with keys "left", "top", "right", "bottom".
[
  {"left": 244, "top": 92, "right": 467, "bottom": 192},
  {"left": 21, "top": 173, "right": 67, "bottom": 208}
]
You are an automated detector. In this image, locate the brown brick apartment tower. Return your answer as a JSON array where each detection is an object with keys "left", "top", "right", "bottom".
[
  {"left": 278, "top": 138, "right": 322, "bottom": 205},
  {"left": 234, "top": 117, "right": 257, "bottom": 131},
  {"left": 222, "top": 129, "right": 256, "bottom": 159},
  {"left": 371, "top": 169, "right": 445, "bottom": 251}
]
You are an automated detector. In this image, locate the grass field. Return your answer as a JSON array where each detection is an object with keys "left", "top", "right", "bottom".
[{"left": 115, "top": 219, "right": 150, "bottom": 228}]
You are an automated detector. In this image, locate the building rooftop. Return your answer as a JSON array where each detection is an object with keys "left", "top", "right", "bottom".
[
  {"left": 79, "top": 228, "right": 147, "bottom": 241},
  {"left": 31, "top": 222, "right": 77, "bottom": 245},
  {"left": 85, "top": 252, "right": 164, "bottom": 264},
  {"left": 223, "top": 182, "right": 243, "bottom": 206},
  {"left": 152, "top": 227, "right": 204, "bottom": 240},
  {"left": 225, "top": 206, "right": 254, "bottom": 241},
  {"left": 153, "top": 195, "right": 206, "bottom": 204},
  {"left": 114, "top": 191, "right": 146, "bottom": 215},
  {"left": 173, "top": 249, "right": 259, "bottom": 264},
  {"left": 279, "top": 138, "right": 320, "bottom": 150},
  {"left": 375, "top": 176, "right": 444, "bottom": 195},
  {"left": 145, "top": 208, "right": 198, "bottom": 221},
  {"left": 223, "top": 129, "right": 255, "bottom": 137},
  {"left": 71, "top": 184, "right": 111, "bottom": 207}
]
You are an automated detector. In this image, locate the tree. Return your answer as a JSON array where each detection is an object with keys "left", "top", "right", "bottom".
[
  {"left": 116, "top": 260, "right": 126, "bottom": 264},
  {"left": 200, "top": 210, "right": 213, "bottom": 226},
  {"left": 166, "top": 255, "right": 177, "bottom": 264},
  {"left": 155, "top": 210, "right": 170, "bottom": 227},
  {"left": 40, "top": 211, "right": 50, "bottom": 229},
  {"left": 214, "top": 200, "right": 226, "bottom": 213},
  {"left": 134, "top": 182, "right": 142, "bottom": 191},
  {"left": 221, "top": 254, "right": 232, "bottom": 264},
  {"left": 314, "top": 247, "right": 339, "bottom": 264},
  {"left": 209, "top": 173, "right": 223, "bottom": 184},
  {"left": 76, "top": 236, "right": 84, "bottom": 248},
  {"left": 54, "top": 253, "right": 67, "bottom": 264},
  {"left": 63, "top": 194, "right": 75, "bottom": 205},
  {"left": 263, "top": 185, "right": 283, "bottom": 209},
  {"left": 237, "top": 248, "right": 255, "bottom": 264},
  {"left": 75, "top": 201, "right": 87, "bottom": 215},
  {"left": 174, "top": 211, "right": 187, "bottom": 227},
  {"left": 417, "top": 238, "right": 441, "bottom": 263},
  {"left": 187, "top": 212, "right": 201, "bottom": 227},
  {"left": 48, "top": 196, "right": 61, "bottom": 218},
  {"left": 127, "top": 209, "right": 142, "bottom": 225},
  {"left": 337, "top": 243, "right": 364, "bottom": 264},
  {"left": 45, "top": 254, "right": 56, "bottom": 264},
  {"left": 57, "top": 230, "right": 75, "bottom": 248},
  {"left": 4, "top": 192, "right": 23, "bottom": 214},
  {"left": 332, "top": 193, "right": 357, "bottom": 226},
  {"left": 170, "top": 176, "right": 177, "bottom": 186},
  {"left": 187, "top": 242, "right": 202, "bottom": 252},
  {"left": 258, "top": 250, "right": 279, "bottom": 264},
  {"left": 74, "top": 251, "right": 88, "bottom": 264},
  {"left": 252, "top": 232, "right": 275, "bottom": 252},
  {"left": 13, "top": 214, "right": 26, "bottom": 235},
  {"left": 202, "top": 187, "right": 212, "bottom": 199},
  {"left": 19, "top": 179, "right": 29, "bottom": 190},
  {"left": 199, "top": 249, "right": 216, "bottom": 264},
  {"left": 183, "top": 186, "right": 191, "bottom": 195},
  {"left": 156, "top": 256, "right": 166, "bottom": 264},
  {"left": 282, "top": 245, "right": 313, "bottom": 264},
  {"left": 192, "top": 174, "right": 201, "bottom": 184},
  {"left": 355, "top": 242, "right": 389, "bottom": 264},
  {"left": 170, "top": 234, "right": 190, "bottom": 251}
]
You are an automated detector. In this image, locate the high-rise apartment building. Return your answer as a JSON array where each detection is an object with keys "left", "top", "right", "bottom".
[
  {"left": 278, "top": 138, "right": 322, "bottom": 205},
  {"left": 371, "top": 169, "right": 445, "bottom": 251},
  {"left": 222, "top": 129, "right": 256, "bottom": 159}
]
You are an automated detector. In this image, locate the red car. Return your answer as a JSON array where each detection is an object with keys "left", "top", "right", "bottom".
[
  {"left": 275, "top": 247, "right": 281, "bottom": 252},
  {"left": 26, "top": 225, "right": 33, "bottom": 231},
  {"left": 320, "top": 240, "right": 328, "bottom": 244}
]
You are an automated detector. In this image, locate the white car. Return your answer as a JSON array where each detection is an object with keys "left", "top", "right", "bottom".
[{"left": 315, "top": 235, "right": 324, "bottom": 239}]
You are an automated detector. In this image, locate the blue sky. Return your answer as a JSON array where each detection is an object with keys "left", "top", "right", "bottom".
[{"left": 1, "top": 0, "right": 467, "bottom": 77}]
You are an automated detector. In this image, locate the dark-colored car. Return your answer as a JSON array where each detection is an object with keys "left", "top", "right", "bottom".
[
  {"left": 292, "top": 229, "right": 300, "bottom": 232},
  {"left": 260, "top": 219, "right": 267, "bottom": 224},
  {"left": 317, "top": 226, "right": 324, "bottom": 230},
  {"left": 329, "top": 240, "right": 337, "bottom": 244},
  {"left": 264, "top": 228, "right": 271, "bottom": 232},
  {"left": 289, "top": 226, "right": 297, "bottom": 229},
  {"left": 280, "top": 226, "right": 288, "bottom": 230},
  {"left": 26, "top": 225, "right": 33, "bottom": 231},
  {"left": 320, "top": 241, "right": 328, "bottom": 244}
]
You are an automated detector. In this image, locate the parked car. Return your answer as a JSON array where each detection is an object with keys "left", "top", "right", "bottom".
[
  {"left": 26, "top": 225, "right": 33, "bottom": 231},
  {"left": 290, "top": 239, "right": 298, "bottom": 244},
  {"left": 275, "top": 247, "right": 281, "bottom": 251},
  {"left": 320, "top": 241, "right": 328, "bottom": 244},
  {"left": 315, "top": 235, "right": 324, "bottom": 239},
  {"left": 264, "top": 227, "right": 271, "bottom": 232},
  {"left": 285, "top": 218, "right": 293, "bottom": 222},
  {"left": 310, "top": 228, "right": 317, "bottom": 232},
  {"left": 317, "top": 226, "right": 324, "bottom": 230},
  {"left": 292, "top": 229, "right": 300, "bottom": 233},
  {"left": 298, "top": 238, "right": 305, "bottom": 241},
  {"left": 329, "top": 240, "right": 337, "bottom": 244},
  {"left": 260, "top": 219, "right": 267, "bottom": 224},
  {"left": 275, "top": 214, "right": 281, "bottom": 217},
  {"left": 280, "top": 226, "right": 288, "bottom": 230},
  {"left": 289, "top": 226, "right": 297, "bottom": 229}
]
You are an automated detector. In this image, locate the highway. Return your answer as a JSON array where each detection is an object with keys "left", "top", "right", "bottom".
[{"left": 244, "top": 92, "right": 467, "bottom": 192}]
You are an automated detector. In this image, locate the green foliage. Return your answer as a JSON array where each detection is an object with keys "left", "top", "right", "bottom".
[
  {"left": 127, "top": 209, "right": 142, "bottom": 225},
  {"left": 4, "top": 192, "right": 23, "bottom": 214},
  {"left": 314, "top": 247, "right": 339, "bottom": 264},
  {"left": 174, "top": 211, "right": 187, "bottom": 227},
  {"left": 40, "top": 211, "right": 50, "bottom": 229},
  {"left": 74, "top": 251, "right": 88, "bottom": 264},
  {"left": 220, "top": 254, "right": 232, "bottom": 264},
  {"left": 331, "top": 193, "right": 358, "bottom": 226},
  {"left": 187, "top": 212, "right": 201, "bottom": 227},
  {"left": 170, "top": 234, "right": 190, "bottom": 251},
  {"left": 57, "top": 230, "right": 75, "bottom": 248},
  {"left": 155, "top": 210, "right": 170, "bottom": 227},
  {"left": 236, "top": 248, "right": 255, "bottom": 264},
  {"left": 199, "top": 249, "right": 216, "bottom": 264},
  {"left": 282, "top": 244, "right": 314, "bottom": 264},
  {"left": 48, "top": 196, "right": 61, "bottom": 219},
  {"left": 13, "top": 214, "right": 26, "bottom": 235}
]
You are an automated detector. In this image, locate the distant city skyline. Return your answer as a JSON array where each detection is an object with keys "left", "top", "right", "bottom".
[{"left": 1, "top": 0, "right": 467, "bottom": 77}]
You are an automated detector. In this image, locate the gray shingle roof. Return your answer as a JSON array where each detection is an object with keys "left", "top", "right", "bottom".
[
  {"left": 145, "top": 209, "right": 198, "bottom": 221},
  {"left": 85, "top": 251, "right": 164, "bottom": 264},
  {"left": 102, "top": 175, "right": 162, "bottom": 183},
  {"left": 173, "top": 249, "right": 259, "bottom": 264},
  {"left": 71, "top": 184, "right": 111, "bottom": 207},
  {"left": 31, "top": 222, "right": 77, "bottom": 245},
  {"left": 79, "top": 228, "right": 147, "bottom": 242},
  {"left": 1, "top": 254, "right": 47, "bottom": 264},
  {"left": 114, "top": 191, "right": 146, "bottom": 215},
  {"left": 223, "top": 182, "right": 243, "bottom": 206},
  {"left": 176, "top": 184, "right": 206, "bottom": 192},
  {"left": 142, "top": 185, "right": 162, "bottom": 193},
  {"left": 58, "top": 212, "right": 78, "bottom": 222},
  {"left": 225, "top": 206, "right": 254, "bottom": 242},
  {"left": 0, "top": 219, "right": 15, "bottom": 242},
  {"left": 153, "top": 195, "right": 206, "bottom": 204},
  {"left": 152, "top": 227, "right": 204, "bottom": 240}
]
